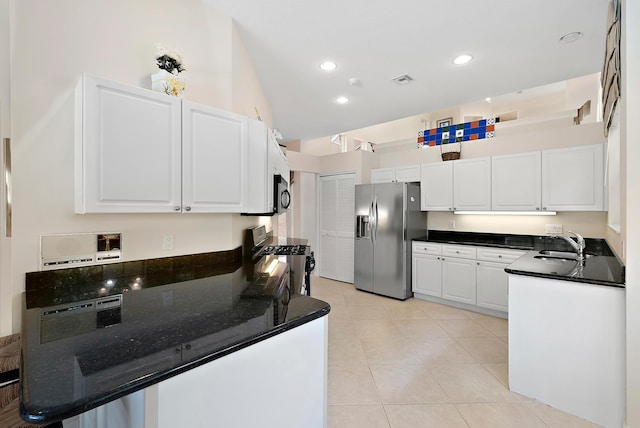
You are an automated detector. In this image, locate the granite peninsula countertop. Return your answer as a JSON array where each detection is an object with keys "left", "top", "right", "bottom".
[
  {"left": 414, "top": 230, "right": 625, "bottom": 287},
  {"left": 20, "top": 247, "right": 330, "bottom": 424}
]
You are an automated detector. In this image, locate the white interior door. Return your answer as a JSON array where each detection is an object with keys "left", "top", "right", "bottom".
[{"left": 318, "top": 173, "right": 355, "bottom": 283}]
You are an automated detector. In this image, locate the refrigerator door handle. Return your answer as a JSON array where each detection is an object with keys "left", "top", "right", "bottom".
[
  {"left": 373, "top": 196, "right": 379, "bottom": 244},
  {"left": 370, "top": 199, "right": 375, "bottom": 246}
]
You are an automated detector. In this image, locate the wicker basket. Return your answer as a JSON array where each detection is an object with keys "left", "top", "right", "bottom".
[{"left": 440, "top": 142, "right": 461, "bottom": 161}]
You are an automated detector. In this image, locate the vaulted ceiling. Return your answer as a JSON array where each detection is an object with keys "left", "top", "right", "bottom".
[{"left": 205, "top": 0, "right": 609, "bottom": 142}]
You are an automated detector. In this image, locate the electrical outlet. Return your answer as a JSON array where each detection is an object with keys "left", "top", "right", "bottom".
[
  {"left": 449, "top": 220, "right": 456, "bottom": 229},
  {"left": 162, "top": 234, "right": 174, "bottom": 250},
  {"left": 545, "top": 224, "right": 563, "bottom": 234}
]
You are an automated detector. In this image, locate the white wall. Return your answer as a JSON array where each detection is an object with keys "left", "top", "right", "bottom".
[
  {"left": 379, "top": 121, "right": 606, "bottom": 168},
  {"left": 2, "top": 0, "right": 272, "bottom": 334},
  {"left": 429, "top": 212, "right": 607, "bottom": 239}
]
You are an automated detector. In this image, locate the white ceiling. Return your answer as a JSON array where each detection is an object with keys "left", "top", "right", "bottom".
[{"left": 204, "top": 0, "right": 609, "bottom": 142}]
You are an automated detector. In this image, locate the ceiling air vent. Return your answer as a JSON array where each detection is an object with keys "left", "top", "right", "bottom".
[{"left": 392, "top": 74, "right": 414, "bottom": 85}]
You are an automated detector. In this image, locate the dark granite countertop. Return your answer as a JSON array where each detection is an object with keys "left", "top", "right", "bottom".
[
  {"left": 414, "top": 230, "right": 625, "bottom": 287},
  {"left": 505, "top": 250, "right": 624, "bottom": 287},
  {"left": 414, "top": 230, "right": 616, "bottom": 254},
  {"left": 20, "top": 248, "right": 330, "bottom": 424}
]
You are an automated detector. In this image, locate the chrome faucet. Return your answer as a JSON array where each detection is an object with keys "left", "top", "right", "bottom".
[{"left": 555, "top": 230, "right": 586, "bottom": 261}]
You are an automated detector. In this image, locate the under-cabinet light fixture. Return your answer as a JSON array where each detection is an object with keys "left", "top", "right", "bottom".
[{"left": 454, "top": 211, "right": 557, "bottom": 216}]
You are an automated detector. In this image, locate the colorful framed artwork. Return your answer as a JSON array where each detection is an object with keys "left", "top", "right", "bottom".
[{"left": 437, "top": 117, "right": 452, "bottom": 128}]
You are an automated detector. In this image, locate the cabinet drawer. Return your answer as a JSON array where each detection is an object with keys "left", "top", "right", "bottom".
[
  {"left": 442, "top": 244, "right": 476, "bottom": 260},
  {"left": 476, "top": 247, "right": 526, "bottom": 263},
  {"left": 412, "top": 242, "right": 442, "bottom": 255}
]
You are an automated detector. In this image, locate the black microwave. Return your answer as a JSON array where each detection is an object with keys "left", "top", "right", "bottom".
[
  {"left": 242, "top": 174, "right": 290, "bottom": 216},
  {"left": 274, "top": 174, "right": 291, "bottom": 214}
]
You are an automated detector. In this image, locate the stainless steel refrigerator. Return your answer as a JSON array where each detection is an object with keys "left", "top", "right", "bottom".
[{"left": 354, "top": 182, "right": 423, "bottom": 300}]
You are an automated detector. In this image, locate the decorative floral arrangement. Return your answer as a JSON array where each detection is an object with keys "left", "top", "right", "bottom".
[
  {"left": 152, "top": 43, "right": 186, "bottom": 96},
  {"left": 155, "top": 43, "right": 186, "bottom": 74}
]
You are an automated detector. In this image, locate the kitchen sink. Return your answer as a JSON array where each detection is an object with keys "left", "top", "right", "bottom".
[
  {"left": 538, "top": 250, "right": 595, "bottom": 259},
  {"left": 533, "top": 255, "right": 579, "bottom": 263}
]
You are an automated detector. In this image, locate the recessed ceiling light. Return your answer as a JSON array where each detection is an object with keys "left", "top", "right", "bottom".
[
  {"left": 485, "top": 97, "right": 492, "bottom": 103},
  {"left": 320, "top": 61, "right": 337, "bottom": 71},
  {"left": 336, "top": 96, "right": 349, "bottom": 104},
  {"left": 452, "top": 54, "right": 473, "bottom": 65},
  {"left": 559, "top": 32, "right": 583, "bottom": 43}
]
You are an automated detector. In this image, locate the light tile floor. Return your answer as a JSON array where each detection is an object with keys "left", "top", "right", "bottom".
[{"left": 311, "top": 276, "right": 602, "bottom": 428}]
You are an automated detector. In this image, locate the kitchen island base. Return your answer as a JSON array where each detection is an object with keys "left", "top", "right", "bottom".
[
  {"left": 63, "top": 316, "right": 328, "bottom": 428},
  {"left": 508, "top": 274, "right": 625, "bottom": 428}
]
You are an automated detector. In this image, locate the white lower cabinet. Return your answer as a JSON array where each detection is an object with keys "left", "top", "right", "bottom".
[
  {"left": 412, "top": 243, "right": 442, "bottom": 297},
  {"left": 476, "top": 261, "right": 510, "bottom": 312},
  {"left": 440, "top": 245, "right": 477, "bottom": 304},
  {"left": 412, "top": 242, "right": 526, "bottom": 316},
  {"left": 476, "top": 247, "right": 526, "bottom": 312},
  {"left": 441, "top": 256, "right": 476, "bottom": 304}
]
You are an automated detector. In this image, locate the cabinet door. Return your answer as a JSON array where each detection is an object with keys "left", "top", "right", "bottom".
[
  {"left": 420, "top": 163, "right": 453, "bottom": 211},
  {"left": 319, "top": 174, "right": 355, "bottom": 283},
  {"left": 492, "top": 151, "right": 541, "bottom": 211},
  {"left": 453, "top": 157, "right": 491, "bottom": 211},
  {"left": 412, "top": 253, "right": 442, "bottom": 297},
  {"left": 182, "top": 101, "right": 248, "bottom": 212},
  {"left": 441, "top": 257, "right": 476, "bottom": 304},
  {"left": 541, "top": 144, "right": 604, "bottom": 211},
  {"left": 371, "top": 168, "right": 395, "bottom": 183},
  {"left": 476, "top": 261, "right": 509, "bottom": 312},
  {"left": 76, "top": 74, "right": 182, "bottom": 213},
  {"left": 395, "top": 165, "right": 420, "bottom": 182}
]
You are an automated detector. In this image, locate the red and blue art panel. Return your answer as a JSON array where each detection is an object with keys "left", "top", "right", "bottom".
[{"left": 418, "top": 118, "right": 496, "bottom": 147}]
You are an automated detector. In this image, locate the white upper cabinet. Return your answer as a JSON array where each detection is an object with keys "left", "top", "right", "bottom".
[
  {"left": 421, "top": 157, "right": 490, "bottom": 211},
  {"left": 371, "top": 165, "right": 420, "bottom": 183},
  {"left": 491, "top": 145, "right": 604, "bottom": 212},
  {"left": 453, "top": 157, "right": 491, "bottom": 211},
  {"left": 371, "top": 168, "right": 396, "bottom": 183},
  {"left": 541, "top": 144, "right": 604, "bottom": 211},
  {"left": 394, "top": 165, "right": 420, "bottom": 182},
  {"left": 244, "top": 121, "right": 290, "bottom": 214},
  {"left": 75, "top": 73, "right": 257, "bottom": 214},
  {"left": 182, "top": 101, "right": 248, "bottom": 213},
  {"left": 492, "top": 151, "right": 542, "bottom": 211},
  {"left": 75, "top": 73, "right": 182, "bottom": 213},
  {"left": 420, "top": 162, "right": 453, "bottom": 210}
]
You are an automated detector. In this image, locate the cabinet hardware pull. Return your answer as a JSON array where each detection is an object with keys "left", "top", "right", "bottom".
[
  {"left": 498, "top": 255, "right": 502, "bottom": 258},
  {"left": 185, "top": 206, "right": 191, "bottom": 212},
  {"left": 174, "top": 206, "right": 181, "bottom": 211}
]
